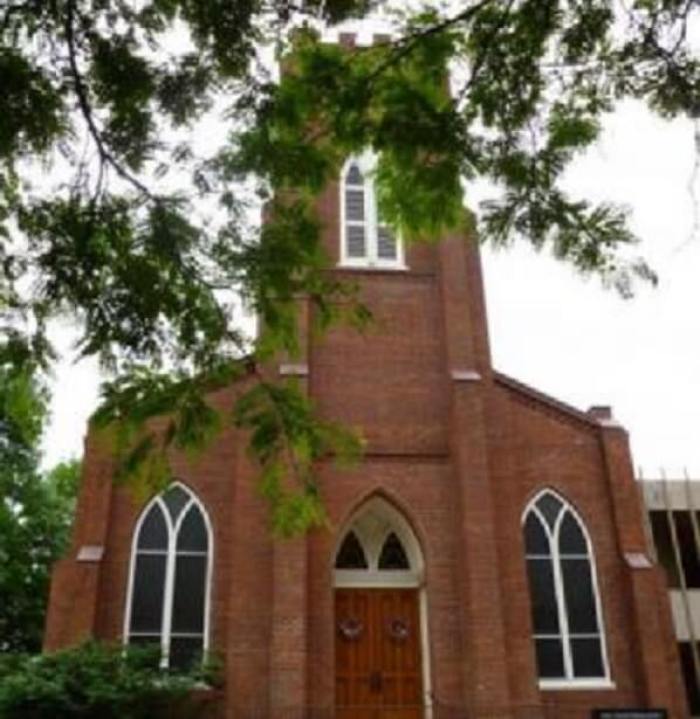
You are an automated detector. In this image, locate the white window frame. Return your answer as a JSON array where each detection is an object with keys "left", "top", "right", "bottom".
[
  {"left": 522, "top": 489, "right": 613, "bottom": 691},
  {"left": 123, "top": 481, "right": 213, "bottom": 670},
  {"left": 339, "top": 151, "right": 406, "bottom": 270}
]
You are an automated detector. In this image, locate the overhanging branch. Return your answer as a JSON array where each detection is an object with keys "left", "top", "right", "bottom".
[{"left": 63, "top": 0, "right": 158, "bottom": 203}]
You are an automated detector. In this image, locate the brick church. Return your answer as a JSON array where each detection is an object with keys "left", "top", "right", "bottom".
[{"left": 45, "top": 39, "right": 686, "bottom": 719}]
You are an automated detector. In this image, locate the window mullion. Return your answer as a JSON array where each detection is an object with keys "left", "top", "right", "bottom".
[
  {"left": 588, "top": 544, "right": 610, "bottom": 680},
  {"left": 161, "top": 527, "right": 177, "bottom": 669},
  {"left": 552, "top": 532, "right": 573, "bottom": 679},
  {"left": 367, "top": 177, "right": 377, "bottom": 265}
]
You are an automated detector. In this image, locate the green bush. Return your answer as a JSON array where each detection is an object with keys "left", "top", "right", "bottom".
[{"left": 0, "top": 641, "right": 215, "bottom": 719}]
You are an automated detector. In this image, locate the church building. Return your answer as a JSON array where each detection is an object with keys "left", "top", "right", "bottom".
[{"left": 45, "top": 37, "right": 686, "bottom": 719}]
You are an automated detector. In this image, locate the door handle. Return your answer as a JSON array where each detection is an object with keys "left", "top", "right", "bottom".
[{"left": 369, "top": 670, "right": 383, "bottom": 692}]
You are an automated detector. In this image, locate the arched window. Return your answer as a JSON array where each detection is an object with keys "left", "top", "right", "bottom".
[
  {"left": 378, "top": 532, "right": 411, "bottom": 570},
  {"left": 125, "top": 483, "right": 212, "bottom": 671},
  {"left": 336, "top": 530, "right": 369, "bottom": 570},
  {"left": 334, "top": 497, "right": 422, "bottom": 587},
  {"left": 340, "top": 152, "right": 403, "bottom": 269},
  {"left": 522, "top": 490, "right": 610, "bottom": 687}
]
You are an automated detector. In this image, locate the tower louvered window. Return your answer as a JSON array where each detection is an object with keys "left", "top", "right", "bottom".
[
  {"left": 341, "top": 153, "right": 402, "bottom": 268},
  {"left": 344, "top": 163, "right": 367, "bottom": 260},
  {"left": 523, "top": 491, "right": 610, "bottom": 686},
  {"left": 126, "top": 483, "right": 211, "bottom": 671}
]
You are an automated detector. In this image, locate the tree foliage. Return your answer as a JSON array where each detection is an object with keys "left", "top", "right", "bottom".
[
  {"left": 1, "top": 0, "right": 697, "bottom": 533},
  {"left": 0, "top": 641, "right": 212, "bottom": 719},
  {"left": 0, "top": 348, "right": 80, "bottom": 652}
]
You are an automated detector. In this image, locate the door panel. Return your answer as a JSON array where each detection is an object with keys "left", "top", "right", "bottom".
[
  {"left": 335, "top": 589, "right": 423, "bottom": 719},
  {"left": 336, "top": 590, "right": 375, "bottom": 716}
]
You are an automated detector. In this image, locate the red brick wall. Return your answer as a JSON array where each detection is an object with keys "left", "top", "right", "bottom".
[{"left": 489, "top": 384, "right": 641, "bottom": 711}]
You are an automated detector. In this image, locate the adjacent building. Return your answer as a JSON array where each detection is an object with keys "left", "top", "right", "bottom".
[{"left": 642, "top": 476, "right": 700, "bottom": 718}]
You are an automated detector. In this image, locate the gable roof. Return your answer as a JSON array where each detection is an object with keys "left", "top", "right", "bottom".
[{"left": 493, "top": 370, "right": 605, "bottom": 432}]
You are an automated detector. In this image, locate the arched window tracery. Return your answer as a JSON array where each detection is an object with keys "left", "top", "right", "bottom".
[
  {"left": 523, "top": 490, "right": 610, "bottom": 686},
  {"left": 334, "top": 498, "right": 421, "bottom": 587},
  {"left": 125, "top": 483, "right": 212, "bottom": 670}
]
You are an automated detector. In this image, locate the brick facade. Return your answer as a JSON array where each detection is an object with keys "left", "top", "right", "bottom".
[{"left": 45, "top": 63, "right": 685, "bottom": 719}]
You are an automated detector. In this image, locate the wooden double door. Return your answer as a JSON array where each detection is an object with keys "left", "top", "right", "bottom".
[{"left": 335, "top": 588, "right": 424, "bottom": 719}]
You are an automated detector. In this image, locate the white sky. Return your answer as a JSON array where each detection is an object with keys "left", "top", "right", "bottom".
[{"left": 40, "top": 27, "right": 700, "bottom": 481}]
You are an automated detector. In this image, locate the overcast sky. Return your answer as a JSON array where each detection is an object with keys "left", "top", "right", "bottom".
[
  {"left": 482, "top": 101, "right": 700, "bottom": 479},
  {"left": 41, "top": 28, "right": 700, "bottom": 481}
]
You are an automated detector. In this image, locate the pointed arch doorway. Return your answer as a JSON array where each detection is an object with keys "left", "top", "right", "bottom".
[{"left": 334, "top": 497, "right": 431, "bottom": 719}]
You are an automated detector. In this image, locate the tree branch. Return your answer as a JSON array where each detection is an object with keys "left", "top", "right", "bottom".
[
  {"left": 456, "top": 0, "right": 517, "bottom": 107},
  {"left": 63, "top": 0, "right": 158, "bottom": 202},
  {"left": 363, "top": 0, "right": 497, "bottom": 85},
  {"left": 299, "top": 1, "right": 500, "bottom": 149},
  {"left": 1, "top": 2, "right": 31, "bottom": 34}
]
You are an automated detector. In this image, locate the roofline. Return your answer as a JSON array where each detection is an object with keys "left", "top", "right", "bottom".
[{"left": 492, "top": 370, "right": 613, "bottom": 431}]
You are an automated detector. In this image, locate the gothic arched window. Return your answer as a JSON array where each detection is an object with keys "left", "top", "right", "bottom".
[
  {"left": 523, "top": 490, "right": 610, "bottom": 686},
  {"left": 125, "top": 483, "right": 212, "bottom": 671},
  {"left": 334, "top": 498, "right": 422, "bottom": 589},
  {"left": 336, "top": 530, "right": 369, "bottom": 570},
  {"left": 340, "top": 153, "right": 403, "bottom": 269},
  {"left": 378, "top": 532, "right": 411, "bottom": 570}
]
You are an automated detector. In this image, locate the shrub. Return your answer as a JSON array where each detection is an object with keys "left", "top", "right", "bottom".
[{"left": 0, "top": 641, "right": 215, "bottom": 719}]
